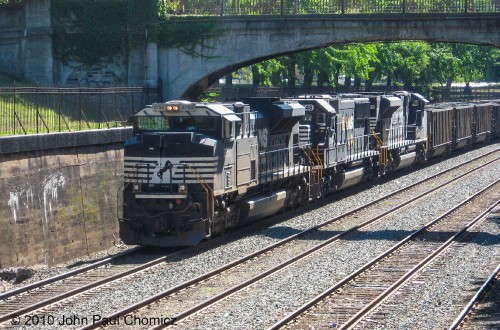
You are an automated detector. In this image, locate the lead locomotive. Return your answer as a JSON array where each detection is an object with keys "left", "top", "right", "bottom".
[{"left": 120, "top": 93, "right": 498, "bottom": 246}]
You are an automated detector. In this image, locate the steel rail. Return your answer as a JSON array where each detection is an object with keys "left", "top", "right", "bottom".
[
  {"left": 268, "top": 179, "right": 499, "bottom": 330},
  {"left": 0, "top": 246, "right": 142, "bottom": 301},
  {"left": 0, "top": 247, "right": 185, "bottom": 324},
  {"left": 448, "top": 263, "right": 500, "bottom": 330},
  {"left": 1, "top": 151, "right": 496, "bottom": 329},
  {"left": 81, "top": 151, "right": 499, "bottom": 330},
  {"left": 341, "top": 200, "right": 500, "bottom": 329}
]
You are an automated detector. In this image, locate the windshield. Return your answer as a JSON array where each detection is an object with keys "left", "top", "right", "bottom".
[{"left": 136, "top": 116, "right": 217, "bottom": 132}]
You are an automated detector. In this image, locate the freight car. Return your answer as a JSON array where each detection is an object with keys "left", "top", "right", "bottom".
[{"left": 119, "top": 94, "right": 498, "bottom": 247}]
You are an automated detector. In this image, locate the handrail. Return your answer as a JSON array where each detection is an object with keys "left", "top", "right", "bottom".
[
  {"left": 164, "top": 0, "right": 499, "bottom": 16},
  {"left": 371, "top": 129, "right": 388, "bottom": 166},
  {"left": 313, "top": 144, "right": 324, "bottom": 180},
  {"left": 182, "top": 163, "right": 214, "bottom": 235}
]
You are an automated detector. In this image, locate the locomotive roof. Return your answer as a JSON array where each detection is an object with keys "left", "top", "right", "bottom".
[
  {"left": 136, "top": 101, "right": 242, "bottom": 122},
  {"left": 204, "top": 103, "right": 242, "bottom": 122},
  {"left": 294, "top": 98, "right": 336, "bottom": 114}
]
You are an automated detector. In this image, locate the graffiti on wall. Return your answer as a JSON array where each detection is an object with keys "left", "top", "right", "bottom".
[{"left": 66, "top": 65, "right": 123, "bottom": 87}]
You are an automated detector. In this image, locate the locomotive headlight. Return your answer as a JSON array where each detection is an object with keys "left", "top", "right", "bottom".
[
  {"left": 166, "top": 105, "right": 179, "bottom": 111},
  {"left": 153, "top": 101, "right": 195, "bottom": 113},
  {"left": 178, "top": 183, "right": 187, "bottom": 194},
  {"left": 132, "top": 183, "right": 141, "bottom": 193}
]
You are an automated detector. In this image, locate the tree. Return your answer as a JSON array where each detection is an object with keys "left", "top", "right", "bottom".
[
  {"left": 451, "top": 44, "right": 499, "bottom": 84},
  {"left": 340, "top": 43, "right": 379, "bottom": 89},
  {"left": 424, "top": 43, "right": 460, "bottom": 87},
  {"left": 247, "top": 41, "right": 497, "bottom": 91},
  {"left": 453, "top": 44, "right": 483, "bottom": 84},
  {"left": 483, "top": 48, "right": 500, "bottom": 82},
  {"left": 376, "top": 41, "right": 430, "bottom": 89},
  {"left": 252, "top": 59, "right": 286, "bottom": 86}
]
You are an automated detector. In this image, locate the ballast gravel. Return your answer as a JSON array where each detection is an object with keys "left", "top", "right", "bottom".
[{"left": 1, "top": 142, "right": 499, "bottom": 330}]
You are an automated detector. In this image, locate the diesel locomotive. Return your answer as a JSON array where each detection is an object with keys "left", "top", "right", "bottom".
[{"left": 120, "top": 93, "right": 499, "bottom": 246}]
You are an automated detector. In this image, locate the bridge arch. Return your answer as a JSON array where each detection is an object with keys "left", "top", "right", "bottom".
[{"left": 158, "top": 15, "right": 500, "bottom": 100}]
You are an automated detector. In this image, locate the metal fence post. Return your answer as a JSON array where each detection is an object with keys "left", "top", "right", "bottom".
[
  {"left": 99, "top": 84, "right": 103, "bottom": 129},
  {"left": 36, "top": 83, "right": 39, "bottom": 133},
  {"left": 13, "top": 84, "right": 16, "bottom": 135},
  {"left": 57, "top": 82, "right": 61, "bottom": 132},
  {"left": 220, "top": 0, "right": 224, "bottom": 16},
  {"left": 79, "top": 87, "right": 82, "bottom": 131}
]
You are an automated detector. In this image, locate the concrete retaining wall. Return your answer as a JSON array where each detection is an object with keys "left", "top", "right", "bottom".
[{"left": 0, "top": 128, "right": 132, "bottom": 268}]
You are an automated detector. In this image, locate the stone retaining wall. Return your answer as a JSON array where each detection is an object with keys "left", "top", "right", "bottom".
[{"left": 0, "top": 128, "right": 132, "bottom": 268}]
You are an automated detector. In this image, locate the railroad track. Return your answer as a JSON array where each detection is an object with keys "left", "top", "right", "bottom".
[
  {"left": 73, "top": 151, "right": 500, "bottom": 329},
  {"left": 449, "top": 264, "right": 500, "bottom": 330},
  {"left": 0, "top": 247, "right": 183, "bottom": 327},
  {"left": 352, "top": 205, "right": 500, "bottom": 330},
  {"left": 269, "top": 180, "right": 499, "bottom": 329}
]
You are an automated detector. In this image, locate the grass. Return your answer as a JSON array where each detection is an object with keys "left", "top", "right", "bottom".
[
  {"left": 0, "top": 70, "right": 128, "bottom": 135},
  {"left": 0, "top": 96, "right": 103, "bottom": 136}
]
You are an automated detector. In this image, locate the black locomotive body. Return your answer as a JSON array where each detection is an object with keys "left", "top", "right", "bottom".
[{"left": 120, "top": 94, "right": 499, "bottom": 247}]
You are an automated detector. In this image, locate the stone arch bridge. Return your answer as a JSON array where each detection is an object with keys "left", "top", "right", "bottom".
[
  {"left": 0, "top": 1, "right": 498, "bottom": 100},
  {"left": 159, "top": 14, "right": 499, "bottom": 100}
]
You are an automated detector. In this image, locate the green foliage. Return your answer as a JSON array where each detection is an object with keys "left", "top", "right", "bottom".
[
  {"left": 483, "top": 48, "right": 500, "bottom": 81},
  {"left": 252, "top": 59, "right": 287, "bottom": 86},
  {"left": 52, "top": 0, "right": 226, "bottom": 63},
  {"left": 423, "top": 44, "right": 500, "bottom": 86},
  {"left": 252, "top": 41, "right": 497, "bottom": 91},
  {"left": 451, "top": 44, "right": 490, "bottom": 84},
  {"left": 52, "top": 0, "right": 158, "bottom": 65},
  {"left": 388, "top": 41, "right": 431, "bottom": 88},
  {"left": 424, "top": 44, "right": 460, "bottom": 86},
  {"left": 198, "top": 91, "right": 220, "bottom": 102},
  {"left": 0, "top": 0, "right": 22, "bottom": 5},
  {"left": 156, "top": 18, "right": 226, "bottom": 56},
  {"left": 157, "top": 1, "right": 227, "bottom": 54}
]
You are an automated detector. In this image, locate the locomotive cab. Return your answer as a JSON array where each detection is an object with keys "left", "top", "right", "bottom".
[{"left": 120, "top": 100, "right": 243, "bottom": 246}]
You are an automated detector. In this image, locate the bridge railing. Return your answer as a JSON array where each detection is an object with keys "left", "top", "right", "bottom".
[
  {"left": 0, "top": 85, "right": 160, "bottom": 136},
  {"left": 166, "top": 0, "right": 499, "bottom": 15}
]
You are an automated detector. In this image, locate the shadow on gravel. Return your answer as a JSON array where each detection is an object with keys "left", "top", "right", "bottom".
[
  {"left": 65, "top": 246, "right": 178, "bottom": 269},
  {"left": 260, "top": 227, "right": 500, "bottom": 246}
]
